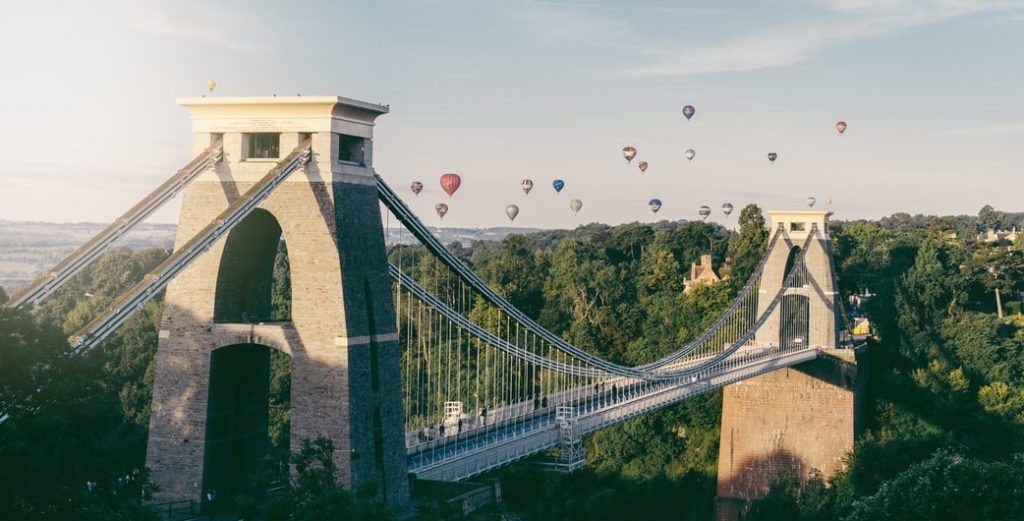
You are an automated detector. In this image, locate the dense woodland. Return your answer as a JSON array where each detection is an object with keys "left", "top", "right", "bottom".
[{"left": 2, "top": 204, "right": 1024, "bottom": 520}]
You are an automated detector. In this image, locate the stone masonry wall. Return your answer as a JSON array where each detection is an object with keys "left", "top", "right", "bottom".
[{"left": 715, "top": 351, "right": 862, "bottom": 521}]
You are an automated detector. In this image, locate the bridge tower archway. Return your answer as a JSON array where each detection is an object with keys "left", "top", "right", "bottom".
[
  {"left": 202, "top": 342, "right": 290, "bottom": 510},
  {"left": 213, "top": 208, "right": 288, "bottom": 323},
  {"left": 145, "top": 96, "right": 409, "bottom": 510}
]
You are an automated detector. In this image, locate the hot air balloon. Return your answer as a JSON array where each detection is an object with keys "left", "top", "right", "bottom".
[
  {"left": 836, "top": 121, "right": 847, "bottom": 135},
  {"left": 435, "top": 203, "right": 449, "bottom": 219},
  {"left": 825, "top": 196, "right": 833, "bottom": 207},
  {"left": 685, "top": 149, "right": 696, "bottom": 162},
  {"left": 767, "top": 152, "right": 778, "bottom": 163},
  {"left": 552, "top": 179, "right": 565, "bottom": 193},
  {"left": 638, "top": 161, "right": 648, "bottom": 173},
  {"left": 622, "top": 146, "right": 637, "bottom": 163},
  {"left": 806, "top": 196, "right": 817, "bottom": 208},
  {"left": 722, "top": 203, "right": 734, "bottom": 216},
  {"left": 698, "top": 205, "right": 711, "bottom": 220},
  {"left": 649, "top": 198, "right": 662, "bottom": 213},
  {"left": 505, "top": 204, "right": 520, "bottom": 222},
  {"left": 521, "top": 179, "right": 534, "bottom": 195},
  {"left": 440, "top": 173, "right": 462, "bottom": 197},
  {"left": 206, "top": 80, "right": 217, "bottom": 93},
  {"left": 410, "top": 181, "right": 423, "bottom": 196},
  {"left": 683, "top": 105, "right": 695, "bottom": 120},
  {"left": 570, "top": 199, "right": 583, "bottom": 215}
]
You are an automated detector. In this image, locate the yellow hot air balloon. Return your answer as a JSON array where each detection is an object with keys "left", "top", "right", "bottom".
[
  {"left": 206, "top": 80, "right": 217, "bottom": 93},
  {"left": 835, "top": 120, "right": 847, "bottom": 135}
]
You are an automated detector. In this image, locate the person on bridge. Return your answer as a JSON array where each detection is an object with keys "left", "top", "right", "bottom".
[
  {"left": 534, "top": 397, "right": 540, "bottom": 410},
  {"left": 542, "top": 396, "right": 548, "bottom": 408},
  {"left": 439, "top": 423, "right": 446, "bottom": 437},
  {"left": 457, "top": 418, "right": 463, "bottom": 433},
  {"left": 481, "top": 407, "right": 488, "bottom": 425}
]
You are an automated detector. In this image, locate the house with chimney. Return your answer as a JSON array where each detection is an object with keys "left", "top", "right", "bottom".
[{"left": 684, "top": 254, "right": 731, "bottom": 292}]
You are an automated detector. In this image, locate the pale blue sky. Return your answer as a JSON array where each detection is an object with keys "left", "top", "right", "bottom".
[{"left": 1, "top": 0, "right": 1022, "bottom": 229}]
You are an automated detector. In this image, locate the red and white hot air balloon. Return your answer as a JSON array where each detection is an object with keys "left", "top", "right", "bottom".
[
  {"left": 440, "top": 173, "right": 462, "bottom": 198},
  {"left": 622, "top": 146, "right": 637, "bottom": 163}
]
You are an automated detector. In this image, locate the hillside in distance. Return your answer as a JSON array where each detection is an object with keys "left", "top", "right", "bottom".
[{"left": 0, "top": 220, "right": 542, "bottom": 291}]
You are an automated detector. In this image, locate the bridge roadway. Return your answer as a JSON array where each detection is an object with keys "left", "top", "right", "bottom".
[{"left": 407, "top": 344, "right": 822, "bottom": 481}]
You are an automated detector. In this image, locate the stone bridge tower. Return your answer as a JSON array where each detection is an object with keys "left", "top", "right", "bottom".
[
  {"left": 145, "top": 96, "right": 409, "bottom": 511},
  {"left": 716, "top": 210, "right": 865, "bottom": 520},
  {"left": 754, "top": 211, "right": 838, "bottom": 350}
]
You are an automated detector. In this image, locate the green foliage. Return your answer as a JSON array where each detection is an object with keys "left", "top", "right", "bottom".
[
  {"left": 0, "top": 306, "right": 158, "bottom": 521},
  {"left": 743, "top": 472, "right": 841, "bottom": 521},
  {"left": 32, "top": 248, "right": 169, "bottom": 429},
  {"left": 540, "top": 238, "right": 633, "bottom": 362},
  {"left": 587, "top": 392, "right": 722, "bottom": 480},
  {"left": 977, "top": 381, "right": 1024, "bottom": 422},
  {"left": 727, "top": 204, "right": 769, "bottom": 286},
  {"left": 845, "top": 450, "right": 1024, "bottom": 521},
  {"left": 260, "top": 437, "right": 393, "bottom": 521},
  {"left": 268, "top": 348, "right": 293, "bottom": 479},
  {"left": 477, "top": 235, "right": 545, "bottom": 318},
  {"left": 271, "top": 239, "right": 292, "bottom": 320},
  {"left": 33, "top": 248, "right": 168, "bottom": 335},
  {"left": 501, "top": 466, "right": 715, "bottom": 521}
]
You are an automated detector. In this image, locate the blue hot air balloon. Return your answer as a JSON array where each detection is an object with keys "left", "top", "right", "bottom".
[
  {"left": 552, "top": 179, "right": 565, "bottom": 193},
  {"left": 649, "top": 198, "right": 662, "bottom": 213}
]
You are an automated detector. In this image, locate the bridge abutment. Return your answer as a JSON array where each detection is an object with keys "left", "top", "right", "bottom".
[
  {"left": 145, "top": 97, "right": 409, "bottom": 511},
  {"left": 715, "top": 349, "right": 865, "bottom": 520}
]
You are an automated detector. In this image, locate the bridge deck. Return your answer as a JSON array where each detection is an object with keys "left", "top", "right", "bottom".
[{"left": 408, "top": 345, "right": 820, "bottom": 481}]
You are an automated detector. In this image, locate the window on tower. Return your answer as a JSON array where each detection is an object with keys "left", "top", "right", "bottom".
[
  {"left": 337, "top": 134, "right": 366, "bottom": 165},
  {"left": 243, "top": 133, "right": 280, "bottom": 160}
]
